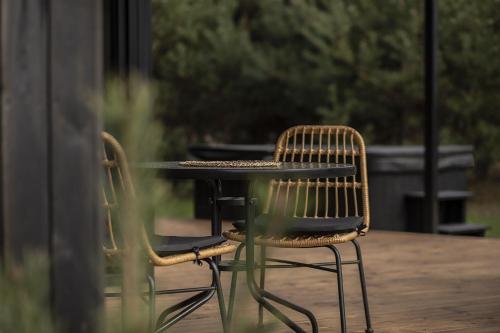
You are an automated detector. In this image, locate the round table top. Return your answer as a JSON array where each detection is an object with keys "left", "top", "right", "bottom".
[{"left": 140, "top": 161, "right": 356, "bottom": 180}]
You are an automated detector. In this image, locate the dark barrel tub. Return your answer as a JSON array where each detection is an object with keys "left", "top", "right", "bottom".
[{"left": 188, "top": 144, "right": 474, "bottom": 231}]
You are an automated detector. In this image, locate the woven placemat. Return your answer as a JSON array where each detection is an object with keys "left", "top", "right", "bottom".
[{"left": 178, "top": 160, "right": 282, "bottom": 168}]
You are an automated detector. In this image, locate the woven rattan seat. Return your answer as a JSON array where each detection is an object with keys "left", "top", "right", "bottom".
[
  {"left": 223, "top": 229, "right": 359, "bottom": 248},
  {"left": 103, "top": 242, "right": 235, "bottom": 267},
  {"left": 226, "top": 215, "right": 364, "bottom": 247},
  {"left": 153, "top": 235, "right": 226, "bottom": 256},
  {"left": 231, "top": 216, "right": 364, "bottom": 236}
]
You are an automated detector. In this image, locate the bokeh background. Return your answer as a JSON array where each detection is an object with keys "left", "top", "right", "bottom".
[{"left": 149, "top": 0, "right": 500, "bottom": 235}]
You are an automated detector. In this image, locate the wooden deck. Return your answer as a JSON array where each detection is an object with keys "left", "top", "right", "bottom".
[{"left": 107, "top": 218, "right": 500, "bottom": 332}]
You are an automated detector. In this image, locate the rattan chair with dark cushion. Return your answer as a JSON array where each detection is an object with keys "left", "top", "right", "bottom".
[
  {"left": 101, "top": 132, "right": 235, "bottom": 333},
  {"left": 223, "top": 125, "right": 373, "bottom": 333}
]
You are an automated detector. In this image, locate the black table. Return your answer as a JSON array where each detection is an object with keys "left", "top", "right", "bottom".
[
  {"left": 143, "top": 161, "right": 356, "bottom": 332},
  {"left": 143, "top": 161, "right": 355, "bottom": 180}
]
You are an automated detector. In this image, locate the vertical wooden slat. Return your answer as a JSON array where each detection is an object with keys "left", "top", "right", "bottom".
[
  {"left": 2, "top": 0, "right": 105, "bottom": 331},
  {"left": 128, "top": 0, "right": 152, "bottom": 76},
  {"left": 49, "top": 0, "right": 103, "bottom": 331},
  {"left": 1, "top": 0, "right": 50, "bottom": 266},
  {"left": 104, "top": 0, "right": 152, "bottom": 77}
]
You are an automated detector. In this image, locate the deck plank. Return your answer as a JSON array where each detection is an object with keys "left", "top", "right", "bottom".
[{"left": 107, "top": 218, "right": 500, "bottom": 332}]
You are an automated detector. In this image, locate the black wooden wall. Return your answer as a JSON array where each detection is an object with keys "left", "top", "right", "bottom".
[
  {"left": 1, "top": 0, "right": 103, "bottom": 331},
  {"left": 104, "top": 0, "right": 152, "bottom": 77}
]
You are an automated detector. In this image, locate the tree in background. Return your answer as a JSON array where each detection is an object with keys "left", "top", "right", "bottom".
[
  {"left": 152, "top": 0, "right": 500, "bottom": 174},
  {"left": 438, "top": 0, "right": 500, "bottom": 174}
]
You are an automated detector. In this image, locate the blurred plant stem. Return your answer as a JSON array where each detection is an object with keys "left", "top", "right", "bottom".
[
  {"left": 100, "top": 75, "right": 164, "bottom": 332},
  {"left": 0, "top": 256, "right": 58, "bottom": 333}
]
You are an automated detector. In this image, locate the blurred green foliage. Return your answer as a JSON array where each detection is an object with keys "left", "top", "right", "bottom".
[
  {"left": 101, "top": 77, "right": 166, "bottom": 331},
  {"left": 152, "top": 0, "right": 500, "bottom": 174},
  {"left": 0, "top": 257, "right": 59, "bottom": 333}
]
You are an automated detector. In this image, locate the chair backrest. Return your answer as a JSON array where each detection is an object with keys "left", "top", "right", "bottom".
[
  {"left": 263, "top": 125, "right": 370, "bottom": 230},
  {"left": 101, "top": 131, "right": 162, "bottom": 263},
  {"left": 101, "top": 132, "right": 135, "bottom": 256}
]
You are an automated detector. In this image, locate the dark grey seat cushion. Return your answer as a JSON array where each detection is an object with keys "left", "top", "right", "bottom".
[
  {"left": 153, "top": 235, "right": 226, "bottom": 256},
  {"left": 233, "top": 216, "right": 365, "bottom": 236}
]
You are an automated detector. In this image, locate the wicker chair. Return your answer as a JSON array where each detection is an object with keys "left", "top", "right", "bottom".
[
  {"left": 101, "top": 132, "right": 235, "bottom": 333},
  {"left": 223, "top": 125, "right": 373, "bottom": 333}
]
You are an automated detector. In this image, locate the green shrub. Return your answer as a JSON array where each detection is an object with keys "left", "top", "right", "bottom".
[
  {"left": 0, "top": 257, "right": 59, "bottom": 333},
  {"left": 152, "top": 0, "right": 500, "bottom": 173}
]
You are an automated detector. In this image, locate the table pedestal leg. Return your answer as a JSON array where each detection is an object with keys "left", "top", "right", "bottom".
[{"left": 207, "top": 179, "right": 223, "bottom": 265}]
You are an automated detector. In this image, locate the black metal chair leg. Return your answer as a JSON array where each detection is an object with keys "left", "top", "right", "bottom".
[
  {"left": 227, "top": 242, "right": 245, "bottom": 325},
  {"left": 204, "top": 258, "right": 229, "bottom": 333},
  {"left": 258, "top": 287, "right": 319, "bottom": 333},
  {"left": 153, "top": 257, "right": 228, "bottom": 333},
  {"left": 147, "top": 274, "right": 156, "bottom": 333},
  {"left": 155, "top": 290, "right": 215, "bottom": 333},
  {"left": 247, "top": 277, "right": 309, "bottom": 333},
  {"left": 258, "top": 245, "right": 267, "bottom": 327},
  {"left": 327, "top": 245, "right": 347, "bottom": 333},
  {"left": 155, "top": 290, "right": 210, "bottom": 328},
  {"left": 352, "top": 239, "right": 374, "bottom": 333}
]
